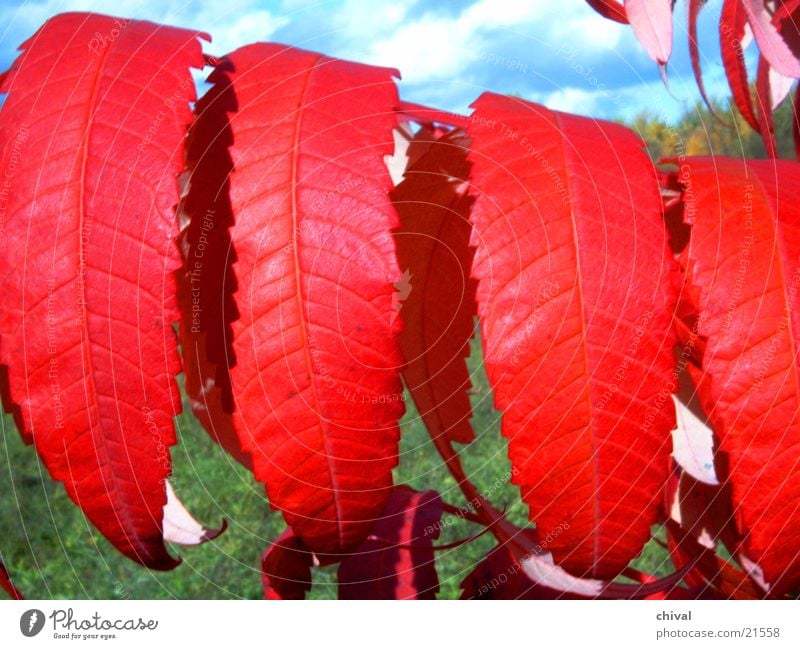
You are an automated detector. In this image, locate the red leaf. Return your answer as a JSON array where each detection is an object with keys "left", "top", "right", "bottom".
[
  {"left": 666, "top": 471, "right": 762, "bottom": 599},
  {"left": 624, "top": 0, "right": 674, "bottom": 65},
  {"left": 392, "top": 127, "right": 477, "bottom": 446},
  {"left": 688, "top": 0, "right": 721, "bottom": 118},
  {"left": 466, "top": 93, "right": 679, "bottom": 578},
  {"left": 756, "top": 55, "right": 779, "bottom": 157},
  {"left": 461, "top": 537, "right": 575, "bottom": 599},
  {"left": 720, "top": 0, "right": 761, "bottom": 132},
  {"left": 337, "top": 486, "right": 442, "bottom": 599},
  {"left": 777, "top": 0, "right": 800, "bottom": 64},
  {"left": 0, "top": 562, "right": 23, "bottom": 600},
  {"left": 585, "top": 0, "right": 629, "bottom": 24},
  {"left": 261, "top": 529, "right": 314, "bottom": 600},
  {"left": 177, "top": 55, "right": 251, "bottom": 469},
  {"left": 675, "top": 157, "right": 800, "bottom": 595},
  {"left": 742, "top": 0, "right": 800, "bottom": 78},
  {"left": 184, "top": 44, "right": 405, "bottom": 554},
  {"left": 0, "top": 13, "right": 205, "bottom": 569}
]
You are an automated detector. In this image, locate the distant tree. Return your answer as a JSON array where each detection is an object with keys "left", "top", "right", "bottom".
[{"left": 627, "top": 97, "right": 797, "bottom": 161}]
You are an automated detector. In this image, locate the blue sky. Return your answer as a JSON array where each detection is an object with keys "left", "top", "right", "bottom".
[{"left": 0, "top": 0, "right": 744, "bottom": 124}]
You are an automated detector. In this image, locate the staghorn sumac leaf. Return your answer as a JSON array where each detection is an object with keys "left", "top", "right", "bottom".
[
  {"left": 585, "top": 0, "right": 629, "bottom": 24},
  {"left": 624, "top": 0, "right": 674, "bottom": 66},
  {"left": 755, "top": 55, "right": 779, "bottom": 157},
  {"left": 184, "top": 43, "right": 405, "bottom": 554},
  {"left": 466, "top": 93, "right": 678, "bottom": 578},
  {"left": 666, "top": 470, "right": 762, "bottom": 599},
  {"left": 392, "top": 127, "right": 477, "bottom": 446},
  {"left": 460, "top": 536, "right": 572, "bottom": 600},
  {"left": 261, "top": 529, "right": 314, "bottom": 600},
  {"left": 720, "top": 0, "right": 761, "bottom": 133},
  {"left": 338, "top": 486, "right": 442, "bottom": 599},
  {"left": 177, "top": 54, "right": 251, "bottom": 469},
  {"left": 0, "top": 12, "right": 205, "bottom": 569},
  {"left": 688, "top": 0, "right": 719, "bottom": 118},
  {"left": 742, "top": 0, "right": 800, "bottom": 78},
  {"left": 674, "top": 157, "right": 800, "bottom": 594}
]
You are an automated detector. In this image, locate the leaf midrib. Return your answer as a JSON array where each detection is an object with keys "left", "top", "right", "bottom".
[
  {"left": 551, "top": 110, "right": 602, "bottom": 573},
  {"left": 288, "top": 54, "right": 347, "bottom": 546},
  {"left": 76, "top": 37, "right": 143, "bottom": 547}
]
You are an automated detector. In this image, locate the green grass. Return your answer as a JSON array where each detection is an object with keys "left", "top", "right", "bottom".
[{"left": 0, "top": 339, "right": 670, "bottom": 599}]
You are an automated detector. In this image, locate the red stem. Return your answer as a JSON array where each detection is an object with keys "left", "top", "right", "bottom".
[{"left": 430, "top": 433, "right": 534, "bottom": 553}]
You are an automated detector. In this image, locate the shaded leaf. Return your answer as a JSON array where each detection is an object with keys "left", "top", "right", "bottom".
[
  {"left": 666, "top": 470, "right": 763, "bottom": 599},
  {"left": 338, "top": 486, "right": 442, "bottom": 599},
  {"left": 261, "top": 529, "right": 314, "bottom": 600},
  {"left": 392, "top": 127, "right": 477, "bottom": 446},
  {"left": 177, "top": 55, "right": 250, "bottom": 468}
]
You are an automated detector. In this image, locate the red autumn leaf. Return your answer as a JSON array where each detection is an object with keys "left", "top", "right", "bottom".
[
  {"left": 742, "top": 0, "right": 800, "bottom": 78},
  {"left": 778, "top": 0, "right": 800, "bottom": 57},
  {"left": 461, "top": 536, "right": 574, "bottom": 600},
  {"left": 392, "top": 127, "right": 477, "bottom": 446},
  {"left": 585, "top": 0, "right": 629, "bottom": 24},
  {"left": 720, "top": 0, "right": 761, "bottom": 133},
  {"left": 183, "top": 43, "right": 405, "bottom": 554},
  {"left": 688, "top": 0, "right": 720, "bottom": 119},
  {"left": 466, "top": 92, "right": 679, "bottom": 578},
  {"left": 0, "top": 13, "right": 205, "bottom": 568},
  {"left": 666, "top": 470, "right": 762, "bottom": 599},
  {"left": 756, "top": 55, "right": 779, "bottom": 157},
  {"left": 0, "top": 561, "right": 23, "bottom": 600},
  {"left": 624, "top": 0, "right": 674, "bottom": 66},
  {"left": 759, "top": 1, "right": 800, "bottom": 150},
  {"left": 338, "top": 486, "right": 442, "bottom": 599},
  {"left": 261, "top": 529, "right": 314, "bottom": 600},
  {"left": 674, "top": 156, "right": 800, "bottom": 595},
  {"left": 177, "top": 55, "right": 251, "bottom": 469}
]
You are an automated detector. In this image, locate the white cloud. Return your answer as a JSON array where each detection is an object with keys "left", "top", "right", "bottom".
[
  {"left": 542, "top": 87, "right": 602, "bottom": 115},
  {"left": 365, "top": 16, "right": 484, "bottom": 82},
  {"left": 341, "top": 0, "right": 627, "bottom": 85}
]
